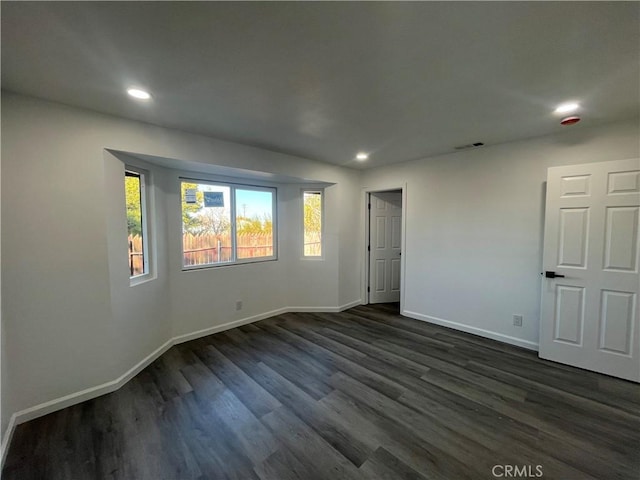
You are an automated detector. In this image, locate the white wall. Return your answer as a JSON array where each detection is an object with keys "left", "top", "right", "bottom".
[
  {"left": 338, "top": 174, "right": 364, "bottom": 307},
  {"left": 104, "top": 153, "right": 173, "bottom": 373},
  {"left": 2, "top": 95, "right": 117, "bottom": 439},
  {"left": 362, "top": 119, "right": 640, "bottom": 348},
  {"left": 0, "top": 92, "right": 362, "bottom": 444}
]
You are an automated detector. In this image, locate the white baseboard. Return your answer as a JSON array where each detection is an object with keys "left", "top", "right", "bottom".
[
  {"left": 288, "top": 299, "right": 362, "bottom": 313},
  {"left": 0, "top": 413, "right": 17, "bottom": 473},
  {"left": 172, "top": 307, "right": 289, "bottom": 345},
  {"left": 288, "top": 306, "right": 340, "bottom": 313},
  {"left": 338, "top": 299, "right": 364, "bottom": 311},
  {"left": 0, "top": 339, "right": 177, "bottom": 471},
  {"left": 402, "top": 310, "right": 539, "bottom": 351},
  {"left": 12, "top": 338, "right": 175, "bottom": 428},
  {"left": 1, "top": 299, "right": 364, "bottom": 460}
]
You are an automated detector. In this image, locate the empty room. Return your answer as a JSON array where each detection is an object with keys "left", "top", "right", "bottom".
[{"left": 1, "top": 2, "right": 639, "bottom": 479}]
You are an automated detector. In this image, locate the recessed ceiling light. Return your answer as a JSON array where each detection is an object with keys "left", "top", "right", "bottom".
[
  {"left": 127, "top": 88, "right": 151, "bottom": 100},
  {"left": 356, "top": 152, "right": 369, "bottom": 161},
  {"left": 554, "top": 102, "right": 579, "bottom": 114}
]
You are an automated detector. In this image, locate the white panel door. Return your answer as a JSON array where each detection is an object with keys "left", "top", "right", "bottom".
[
  {"left": 369, "top": 191, "right": 402, "bottom": 304},
  {"left": 540, "top": 158, "right": 640, "bottom": 382}
]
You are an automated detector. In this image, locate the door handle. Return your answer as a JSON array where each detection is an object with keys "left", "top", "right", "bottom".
[{"left": 544, "top": 271, "right": 565, "bottom": 278}]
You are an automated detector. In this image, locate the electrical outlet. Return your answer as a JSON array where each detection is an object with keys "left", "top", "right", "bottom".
[
  {"left": 513, "top": 314, "right": 523, "bottom": 327},
  {"left": 236, "top": 301, "right": 243, "bottom": 311}
]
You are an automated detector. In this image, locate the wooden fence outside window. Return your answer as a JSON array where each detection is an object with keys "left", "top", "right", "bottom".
[{"left": 129, "top": 233, "right": 321, "bottom": 274}]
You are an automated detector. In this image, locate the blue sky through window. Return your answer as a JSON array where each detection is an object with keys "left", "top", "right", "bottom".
[
  {"left": 235, "top": 189, "right": 273, "bottom": 219},
  {"left": 193, "top": 183, "right": 273, "bottom": 218}
]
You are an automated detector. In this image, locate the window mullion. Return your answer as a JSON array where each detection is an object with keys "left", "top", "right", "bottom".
[
  {"left": 140, "top": 174, "right": 149, "bottom": 274},
  {"left": 230, "top": 185, "right": 237, "bottom": 263}
]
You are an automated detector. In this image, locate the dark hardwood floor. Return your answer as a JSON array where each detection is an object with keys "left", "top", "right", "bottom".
[{"left": 4, "top": 304, "right": 640, "bottom": 479}]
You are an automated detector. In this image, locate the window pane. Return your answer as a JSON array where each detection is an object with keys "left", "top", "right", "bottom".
[
  {"left": 181, "top": 182, "right": 232, "bottom": 267},
  {"left": 303, "top": 191, "right": 322, "bottom": 257},
  {"left": 236, "top": 189, "right": 274, "bottom": 259},
  {"left": 125, "top": 171, "right": 146, "bottom": 276}
]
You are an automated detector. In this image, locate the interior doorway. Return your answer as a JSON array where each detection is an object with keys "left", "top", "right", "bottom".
[{"left": 367, "top": 190, "right": 403, "bottom": 305}]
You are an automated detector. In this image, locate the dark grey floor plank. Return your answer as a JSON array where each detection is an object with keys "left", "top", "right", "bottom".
[
  {"left": 335, "top": 370, "right": 606, "bottom": 480},
  {"left": 320, "top": 388, "right": 479, "bottom": 480},
  {"left": 254, "top": 361, "right": 377, "bottom": 467},
  {"left": 282, "top": 316, "right": 439, "bottom": 395},
  {"left": 414, "top": 366, "right": 640, "bottom": 466},
  {"left": 468, "top": 360, "right": 640, "bottom": 430},
  {"left": 333, "top": 309, "right": 456, "bottom": 351},
  {"left": 317, "top": 323, "right": 432, "bottom": 377},
  {"left": 253, "top": 446, "right": 324, "bottom": 480},
  {"left": 145, "top": 351, "right": 194, "bottom": 401},
  {"left": 329, "top": 370, "right": 517, "bottom": 478},
  {"left": 279, "top": 313, "right": 369, "bottom": 361},
  {"left": 261, "top": 406, "right": 368, "bottom": 480},
  {"left": 467, "top": 360, "right": 640, "bottom": 420},
  {"left": 372, "top": 337, "right": 528, "bottom": 402},
  {"left": 180, "top": 361, "right": 280, "bottom": 465},
  {"left": 162, "top": 393, "right": 242, "bottom": 480},
  {"left": 399, "top": 387, "right": 619, "bottom": 480},
  {"left": 261, "top": 321, "right": 407, "bottom": 399},
  {"left": 358, "top": 446, "right": 430, "bottom": 480},
  {"left": 237, "top": 323, "right": 336, "bottom": 398},
  {"left": 5, "top": 304, "right": 639, "bottom": 480},
  {"left": 224, "top": 327, "right": 334, "bottom": 401},
  {"left": 193, "top": 342, "right": 282, "bottom": 418},
  {"left": 205, "top": 329, "right": 378, "bottom": 467}
]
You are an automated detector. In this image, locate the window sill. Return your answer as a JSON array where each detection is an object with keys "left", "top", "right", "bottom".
[
  {"left": 181, "top": 257, "right": 278, "bottom": 272},
  {"left": 129, "top": 273, "right": 156, "bottom": 287}
]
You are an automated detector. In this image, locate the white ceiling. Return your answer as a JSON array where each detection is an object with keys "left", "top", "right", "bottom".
[{"left": 2, "top": 2, "right": 638, "bottom": 169}]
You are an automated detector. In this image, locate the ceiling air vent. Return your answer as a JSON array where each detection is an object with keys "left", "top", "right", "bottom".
[{"left": 454, "top": 142, "right": 485, "bottom": 150}]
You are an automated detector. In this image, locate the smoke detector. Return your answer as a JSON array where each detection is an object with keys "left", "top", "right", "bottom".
[{"left": 560, "top": 116, "right": 580, "bottom": 126}]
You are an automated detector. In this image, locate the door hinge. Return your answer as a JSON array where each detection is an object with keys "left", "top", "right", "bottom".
[
  {"left": 368, "top": 203, "right": 371, "bottom": 210},
  {"left": 367, "top": 245, "right": 370, "bottom": 251},
  {"left": 367, "top": 286, "right": 370, "bottom": 292}
]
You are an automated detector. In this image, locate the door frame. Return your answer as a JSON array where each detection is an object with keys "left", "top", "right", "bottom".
[{"left": 361, "top": 184, "right": 407, "bottom": 310}]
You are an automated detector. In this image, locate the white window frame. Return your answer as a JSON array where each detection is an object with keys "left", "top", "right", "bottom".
[
  {"left": 180, "top": 177, "right": 278, "bottom": 270},
  {"left": 302, "top": 189, "right": 324, "bottom": 259},
  {"left": 126, "top": 166, "right": 153, "bottom": 285}
]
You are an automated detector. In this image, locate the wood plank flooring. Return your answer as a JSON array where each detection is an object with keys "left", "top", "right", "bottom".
[{"left": 4, "top": 304, "right": 640, "bottom": 479}]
